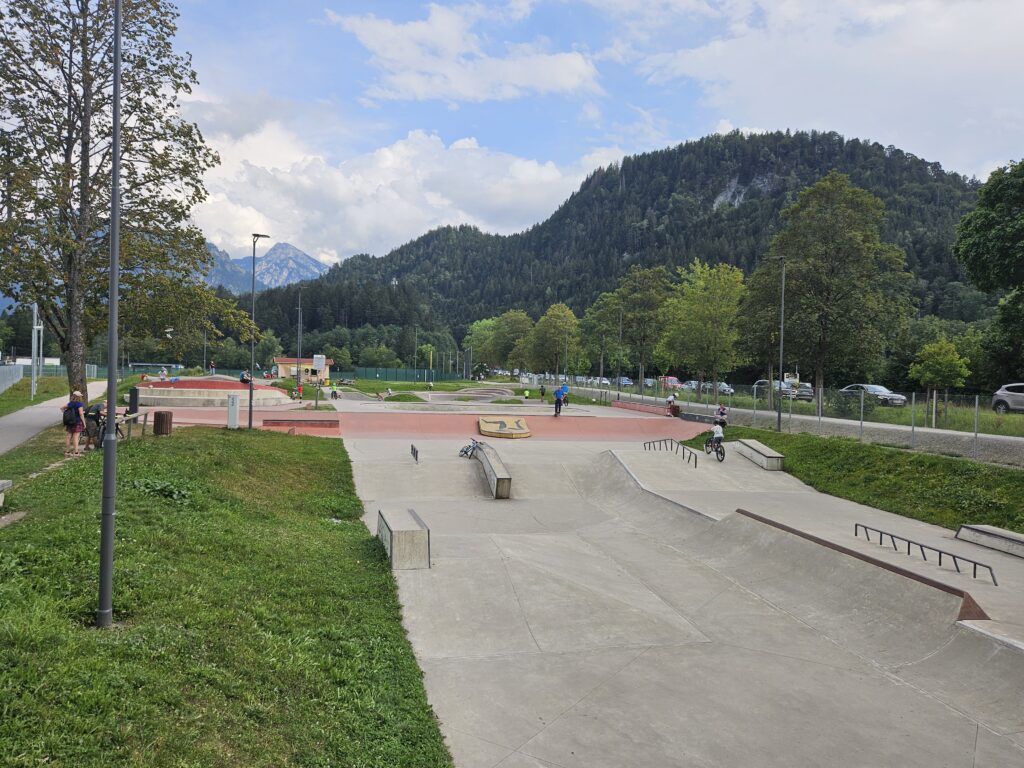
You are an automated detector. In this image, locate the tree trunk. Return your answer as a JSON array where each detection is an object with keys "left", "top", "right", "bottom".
[
  {"left": 815, "top": 368, "right": 825, "bottom": 418},
  {"left": 65, "top": 2, "right": 92, "bottom": 398}
]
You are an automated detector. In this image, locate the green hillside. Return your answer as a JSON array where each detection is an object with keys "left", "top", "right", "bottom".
[{"left": 255, "top": 130, "right": 987, "bottom": 340}]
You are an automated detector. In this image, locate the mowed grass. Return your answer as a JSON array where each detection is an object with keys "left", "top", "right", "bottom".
[
  {"left": 343, "top": 379, "right": 481, "bottom": 395},
  {"left": 683, "top": 426, "right": 1024, "bottom": 533},
  {"left": 0, "top": 377, "right": 77, "bottom": 418},
  {"left": 0, "top": 428, "right": 452, "bottom": 767}
]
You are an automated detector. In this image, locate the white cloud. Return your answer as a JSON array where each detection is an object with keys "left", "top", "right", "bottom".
[
  {"left": 640, "top": 0, "right": 1024, "bottom": 176},
  {"left": 193, "top": 121, "right": 617, "bottom": 263},
  {"left": 327, "top": 3, "right": 600, "bottom": 103}
]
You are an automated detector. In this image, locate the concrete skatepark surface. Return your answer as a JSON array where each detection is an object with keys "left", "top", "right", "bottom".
[{"left": 348, "top": 434, "right": 1024, "bottom": 768}]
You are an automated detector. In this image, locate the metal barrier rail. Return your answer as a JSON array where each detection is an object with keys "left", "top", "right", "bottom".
[
  {"left": 643, "top": 438, "right": 697, "bottom": 468},
  {"left": 854, "top": 523, "right": 998, "bottom": 585}
]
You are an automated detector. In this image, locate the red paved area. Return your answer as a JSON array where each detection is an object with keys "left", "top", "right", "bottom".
[
  {"left": 139, "top": 379, "right": 278, "bottom": 391},
  {"left": 161, "top": 407, "right": 707, "bottom": 442}
]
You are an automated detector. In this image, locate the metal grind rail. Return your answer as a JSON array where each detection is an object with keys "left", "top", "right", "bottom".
[
  {"left": 854, "top": 523, "right": 998, "bottom": 585},
  {"left": 643, "top": 438, "right": 698, "bottom": 468}
]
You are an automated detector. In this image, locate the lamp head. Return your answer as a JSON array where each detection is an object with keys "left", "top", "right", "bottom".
[{"left": 252, "top": 233, "right": 270, "bottom": 241}]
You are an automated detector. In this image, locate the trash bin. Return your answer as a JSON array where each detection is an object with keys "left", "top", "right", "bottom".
[{"left": 153, "top": 410, "right": 173, "bottom": 436}]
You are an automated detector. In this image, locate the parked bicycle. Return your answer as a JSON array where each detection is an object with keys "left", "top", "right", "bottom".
[{"left": 459, "top": 438, "right": 481, "bottom": 459}]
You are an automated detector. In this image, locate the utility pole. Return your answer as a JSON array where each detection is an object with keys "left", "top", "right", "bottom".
[
  {"left": 777, "top": 256, "right": 786, "bottom": 433},
  {"left": 249, "top": 233, "right": 270, "bottom": 429},
  {"left": 296, "top": 288, "right": 303, "bottom": 394}
]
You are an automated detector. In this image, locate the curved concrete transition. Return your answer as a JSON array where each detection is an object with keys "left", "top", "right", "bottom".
[
  {"left": 135, "top": 378, "right": 292, "bottom": 407},
  {"left": 348, "top": 438, "right": 1024, "bottom": 768},
  {"left": 478, "top": 416, "right": 531, "bottom": 438}
]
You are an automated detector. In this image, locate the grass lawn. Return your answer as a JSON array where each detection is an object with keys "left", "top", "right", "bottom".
[
  {"left": 344, "top": 379, "right": 480, "bottom": 395},
  {"left": 682, "top": 426, "right": 1024, "bottom": 533},
  {"left": 386, "top": 393, "right": 426, "bottom": 403},
  {"left": 0, "top": 428, "right": 452, "bottom": 767},
  {"left": 0, "top": 377, "right": 77, "bottom": 418}
]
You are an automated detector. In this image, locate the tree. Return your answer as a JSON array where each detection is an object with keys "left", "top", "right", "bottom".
[
  {"left": 954, "top": 160, "right": 1024, "bottom": 384},
  {"left": 580, "top": 292, "right": 626, "bottom": 383},
  {"left": 0, "top": 0, "right": 219, "bottom": 396},
  {"left": 954, "top": 160, "right": 1024, "bottom": 293},
  {"left": 748, "top": 172, "right": 912, "bottom": 412},
  {"left": 657, "top": 260, "right": 745, "bottom": 387},
  {"left": 526, "top": 303, "right": 580, "bottom": 374},
  {"left": 490, "top": 310, "right": 533, "bottom": 368},
  {"left": 614, "top": 266, "right": 671, "bottom": 388},
  {"left": 358, "top": 343, "right": 401, "bottom": 368},
  {"left": 462, "top": 318, "right": 497, "bottom": 366},
  {"left": 909, "top": 336, "right": 970, "bottom": 427}
]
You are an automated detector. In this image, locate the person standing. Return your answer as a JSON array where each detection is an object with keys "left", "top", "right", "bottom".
[
  {"left": 209, "top": 360, "right": 216, "bottom": 376},
  {"left": 553, "top": 386, "right": 563, "bottom": 416},
  {"left": 62, "top": 390, "right": 86, "bottom": 457},
  {"left": 159, "top": 367, "right": 168, "bottom": 381},
  {"left": 83, "top": 402, "right": 105, "bottom": 451},
  {"left": 540, "top": 384, "right": 547, "bottom": 400}
]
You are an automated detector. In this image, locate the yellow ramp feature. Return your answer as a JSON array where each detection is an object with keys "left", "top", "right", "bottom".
[{"left": 478, "top": 416, "right": 531, "bottom": 439}]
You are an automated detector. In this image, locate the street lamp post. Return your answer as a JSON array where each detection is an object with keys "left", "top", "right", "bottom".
[
  {"left": 249, "top": 233, "right": 269, "bottom": 429},
  {"left": 97, "top": 0, "right": 122, "bottom": 629},
  {"left": 776, "top": 255, "right": 786, "bottom": 433}
]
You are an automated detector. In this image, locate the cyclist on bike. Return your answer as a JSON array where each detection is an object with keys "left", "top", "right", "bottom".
[{"left": 711, "top": 421, "right": 724, "bottom": 449}]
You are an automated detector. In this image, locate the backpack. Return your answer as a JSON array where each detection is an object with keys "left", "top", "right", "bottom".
[{"left": 62, "top": 404, "right": 78, "bottom": 427}]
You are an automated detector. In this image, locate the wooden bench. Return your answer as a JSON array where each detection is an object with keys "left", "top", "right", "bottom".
[
  {"left": 735, "top": 439, "right": 784, "bottom": 471},
  {"left": 0, "top": 479, "right": 11, "bottom": 508},
  {"left": 474, "top": 442, "right": 512, "bottom": 499},
  {"left": 377, "top": 508, "right": 431, "bottom": 569},
  {"left": 956, "top": 525, "right": 1024, "bottom": 560}
]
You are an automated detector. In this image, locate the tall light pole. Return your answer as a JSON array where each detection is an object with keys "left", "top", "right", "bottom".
[
  {"left": 97, "top": 0, "right": 122, "bottom": 629},
  {"left": 249, "top": 233, "right": 269, "bottom": 429},
  {"left": 296, "top": 287, "right": 303, "bottom": 395},
  {"left": 776, "top": 255, "right": 786, "bottom": 433}
]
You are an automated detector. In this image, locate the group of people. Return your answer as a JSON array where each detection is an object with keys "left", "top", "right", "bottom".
[{"left": 61, "top": 392, "right": 121, "bottom": 457}]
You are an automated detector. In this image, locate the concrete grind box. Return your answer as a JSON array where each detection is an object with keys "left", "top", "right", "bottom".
[{"left": 377, "top": 508, "right": 431, "bottom": 569}]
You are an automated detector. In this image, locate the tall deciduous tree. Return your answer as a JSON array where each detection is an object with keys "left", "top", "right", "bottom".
[
  {"left": 748, "top": 172, "right": 912, "bottom": 410},
  {"left": 462, "top": 317, "right": 497, "bottom": 367},
  {"left": 657, "top": 260, "right": 745, "bottom": 386},
  {"left": 526, "top": 303, "right": 580, "bottom": 375},
  {"left": 954, "top": 160, "right": 1024, "bottom": 293},
  {"left": 954, "top": 160, "right": 1024, "bottom": 383},
  {"left": 614, "top": 266, "right": 671, "bottom": 388},
  {"left": 490, "top": 310, "right": 533, "bottom": 368},
  {"left": 0, "top": 0, "right": 219, "bottom": 395},
  {"left": 580, "top": 291, "right": 626, "bottom": 383}
]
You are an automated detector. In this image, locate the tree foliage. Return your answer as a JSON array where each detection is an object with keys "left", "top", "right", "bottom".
[
  {"left": 526, "top": 303, "right": 580, "bottom": 374},
  {"left": 657, "top": 261, "right": 745, "bottom": 383},
  {"left": 747, "top": 172, "right": 912, "bottom": 399},
  {"left": 954, "top": 160, "right": 1024, "bottom": 293},
  {"left": 909, "top": 337, "right": 970, "bottom": 390}
]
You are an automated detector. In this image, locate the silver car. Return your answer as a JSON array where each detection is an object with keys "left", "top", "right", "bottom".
[{"left": 992, "top": 383, "right": 1024, "bottom": 414}]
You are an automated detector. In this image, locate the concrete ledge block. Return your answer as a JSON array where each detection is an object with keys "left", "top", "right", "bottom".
[
  {"left": 735, "top": 439, "right": 784, "bottom": 471},
  {"left": 378, "top": 508, "right": 431, "bottom": 569},
  {"left": 474, "top": 442, "right": 512, "bottom": 499},
  {"left": 956, "top": 525, "right": 1024, "bottom": 559}
]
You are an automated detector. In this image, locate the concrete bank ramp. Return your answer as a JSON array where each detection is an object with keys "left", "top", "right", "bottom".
[{"left": 350, "top": 442, "right": 1024, "bottom": 765}]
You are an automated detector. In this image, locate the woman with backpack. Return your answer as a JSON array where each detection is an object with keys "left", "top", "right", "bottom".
[{"left": 62, "top": 390, "right": 86, "bottom": 457}]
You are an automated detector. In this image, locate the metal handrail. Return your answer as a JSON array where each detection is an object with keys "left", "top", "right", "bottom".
[
  {"left": 854, "top": 523, "right": 998, "bottom": 585},
  {"left": 643, "top": 438, "right": 697, "bottom": 468}
]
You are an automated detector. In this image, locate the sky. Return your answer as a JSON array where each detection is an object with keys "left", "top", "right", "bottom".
[{"left": 175, "top": 0, "right": 1024, "bottom": 264}]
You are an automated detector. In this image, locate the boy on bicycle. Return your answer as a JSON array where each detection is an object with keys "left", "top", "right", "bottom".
[{"left": 711, "top": 421, "right": 724, "bottom": 449}]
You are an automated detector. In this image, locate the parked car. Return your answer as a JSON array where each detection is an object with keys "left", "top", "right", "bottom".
[
  {"left": 992, "top": 383, "right": 1024, "bottom": 414},
  {"left": 794, "top": 383, "right": 814, "bottom": 401},
  {"left": 839, "top": 383, "right": 907, "bottom": 406},
  {"left": 617, "top": 376, "right": 633, "bottom": 386},
  {"left": 701, "top": 382, "right": 735, "bottom": 396},
  {"left": 753, "top": 379, "right": 796, "bottom": 399},
  {"left": 681, "top": 380, "right": 700, "bottom": 392},
  {"left": 643, "top": 378, "right": 656, "bottom": 388},
  {"left": 599, "top": 377, "right": 611, "bottom": 386},
  {"left": 659, "top": 375, "right": 683, "bottom": 389}
]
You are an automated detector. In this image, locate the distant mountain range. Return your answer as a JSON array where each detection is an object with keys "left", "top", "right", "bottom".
[{"left": 204, "top": 241, "right": 328, "bottom": 293}]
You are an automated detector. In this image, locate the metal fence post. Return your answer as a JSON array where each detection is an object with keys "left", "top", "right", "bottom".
[
  {"left": 910, "top": 391, "right": 916, "bottom": 449},
  {"left": 788, "top": 392, "right": 793, "bottom": 432},
  {"left": 974, "top": 395, "right": 980, "bottom": 459},
  {"left": 859, "top": 390, "right": 864, "bottom": 441},
  {"left": 752, "top": 386, "right": 758, "bottom": 427}
]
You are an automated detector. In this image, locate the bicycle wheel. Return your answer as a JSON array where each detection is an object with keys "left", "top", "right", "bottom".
[
  {"left": 715, "top": 444, "right": 725, "bottom": 462},
  {"left": 703, "top": 438, "right": 713, "bottom": 455}
]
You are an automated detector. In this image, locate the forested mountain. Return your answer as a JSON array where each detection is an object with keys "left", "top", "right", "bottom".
[{"left": 327, "top": 130, "right": 984, "bottom": 331}]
